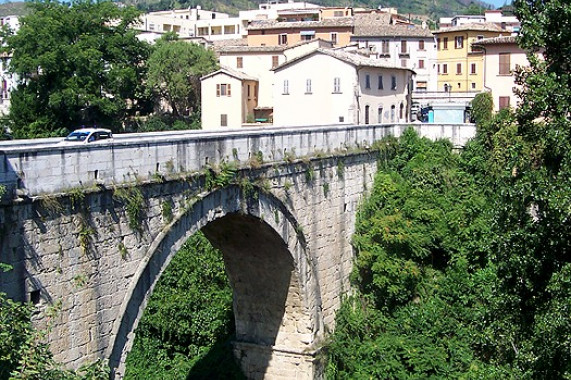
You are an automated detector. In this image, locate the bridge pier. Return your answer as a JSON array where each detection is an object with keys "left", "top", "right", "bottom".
[{"left": 232, "top": 342, "right": 323, "bottom": 380}]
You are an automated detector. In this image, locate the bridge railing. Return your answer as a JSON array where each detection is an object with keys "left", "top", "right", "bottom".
[{"left": 0, "top": 123, "right": 475, "bottom": 199}]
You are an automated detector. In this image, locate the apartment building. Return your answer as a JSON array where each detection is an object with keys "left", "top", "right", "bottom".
[
  {"left": 440, "top": 10, "right": 520, "bottom": 33},
  {"left": 272, "top": 48, "right": 414, "bottom": 127},
  {"left": 247, "top": 18, "right": 353, "bottom": 47},
  {"left": 474, "top": 35, "right": 530, "bottom": 111},
  {"left": 351, "top": 13, "right": 437, "bottom": 92},
  {"left": 433, "top": 23, "right": 505, "bottom": 93},
  {"left": 202, "top": 39, "right": 332, "bottom": 129}
]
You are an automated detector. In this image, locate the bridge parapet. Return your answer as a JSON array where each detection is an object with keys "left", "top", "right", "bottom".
[{"left": 0, "top": 123, "right": 475, "bottom": 200}]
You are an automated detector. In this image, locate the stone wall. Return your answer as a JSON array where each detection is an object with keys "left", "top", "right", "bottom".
[
  {"left": 0, "top": 123, "right": 475, "bottom": 199},
  {"left": 0, "top": 150, "right": 378, "bottom": 379}
]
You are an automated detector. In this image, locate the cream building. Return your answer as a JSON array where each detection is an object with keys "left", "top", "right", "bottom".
[
  {"left": 201, "top": 67, "right": 258, "bottom": 129},
  {"left": 202, "top": 39, "right": 332, "bottom": 129},
  {"left": 272, "top": 49, "right": 414, "bottom": 127},
  {"left": 474, "top": 35, "right": 530, "bottom": 111},
  {"left": 351, "top": 13, "right": 437, "bottom": 92}
]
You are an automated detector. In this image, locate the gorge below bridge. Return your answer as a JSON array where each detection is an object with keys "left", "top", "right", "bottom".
[{"left": 0, "top": 123, "right": 475, "bottom": 379}]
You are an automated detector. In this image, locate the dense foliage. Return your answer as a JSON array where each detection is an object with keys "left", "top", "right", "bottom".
[
  {"left": 146, "top": 35, "right": 218, "bottom": 119},
  {"left": 327, "top": 1, "right": 571, "bottom": 378},
  {"left": 124, "top": 231, "right": 243, "bottom": 379},
  {"left": 0, "top": 267, "right": 108, "bottom": 380},
  {"left": 2, "top": 0, "right": 150, "bottom": 137}
]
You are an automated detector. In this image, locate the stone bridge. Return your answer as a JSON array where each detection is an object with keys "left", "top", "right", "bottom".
[{"left": 0, "top": 123, "right": 475, "bottom": 379}]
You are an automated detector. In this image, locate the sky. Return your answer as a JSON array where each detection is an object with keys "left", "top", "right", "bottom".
[{"left": 486, "top": 0, "right": 512, "bottom": 8}]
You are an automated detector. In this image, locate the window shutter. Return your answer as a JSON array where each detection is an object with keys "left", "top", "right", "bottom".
[
  {"left": 216, "top": 84, "right": 221, "bottom": 97},
  {"left": 227, "top": 84, "right": 231, "bottom": 96}
]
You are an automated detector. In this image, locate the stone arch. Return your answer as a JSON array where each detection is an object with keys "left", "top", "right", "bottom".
[{"left": 107, "top": 184, "right": 323, "bottom": 378}]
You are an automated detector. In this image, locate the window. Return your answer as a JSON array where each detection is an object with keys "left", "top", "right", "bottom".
[
  {"left": 339, "top": 116, "right": 344, "bottom": 122},
  {"left": 471, "top": 82, "right": 476, "bottom": 89},
  {"left": 399, "top": 103, "right": 404, "bottom": 120},
  {"left": 300, "top": 31, "right": 315, "bottom": 41},
  {"left": 216, "top": 83, "right": 231, "bottom": 97},
  {"left": 442, "top": 63, "right": 448, "bottom": 74},
  {"left": 378, "top": 75, "right": 383, "bottom": 90},
  {"left": 378, "top": 106, "right": 383, "bottom": 123},
  {"left": 283, "top": 79, "right": 289, "bottom": 94},
  {"left": 305, "top": 79, "right": 312, "bottom": 94},
  {"left": 443, "top": 37, "right": 448, "bottom": 49},
  {"left": 437, "top": 64, "right": 440, "bottom": 74},
  {"left": 333, "top": 77, "right": 341, "bottom": 93},
  {"left": 400, "top": 40, "right": 408, "bottom": 54},
  {"left": 237, "top": 57, "right": 243, "bottom": 69},
  {"left": 416, "top": 81, "right": 427, "bottom": 91},
  {"left": 390, "top": 105, "right": 396, "bottom": 122},
  {"left": 220, "top": 114, "right": 228, "bottom": 127},
  {"left": 477, "top": 35, "right": 484, "bottom": 40},
  {"left": 247, "top": 84, "right": 251, "bottom": 99},
  {"left": 499, "top": 96, "right": 510, "bottom": 109},
  {"left": 365, "top": 74, "right": 371, "bottom": 89},
  {"left": 391, "top": 76, "right": 397, "bottom": 90},
  {"left": 455, "top": 36, "right": 464, "bottom": 49},
  {"left": 272, "top": 56, "right": 279, "bottom": 68},
  {"left": 418, "top": 59, "right": 425, "bottom": 69},
  {"left": 456, "top": 63, "right": 462, "bottom": 74},
  {"left": 499, "top": 53, "right": 511, "bottom": 75},
  {"left": 437, "top": 38, "right": 441, "bottom": 50},
  {"left": 365, "top": 105, "right": 370, "bottom": 124},
  {"left": 330, "top": 32, "right": 338, "bottom": 44},
  {"left": 381, "top": 40, "right": 389, "bottom": 54},
  {"left": 279, "top": 34, "right": 287, "bottom": 45},
  {"left": 401, "top": 59, "right": 408, "bottom": 67},
  {"left": 418, "top": 40, "right": 425, "bottom": 50},
  {"left": 470, "top": 63, "right": 476, "bottom": 74}
]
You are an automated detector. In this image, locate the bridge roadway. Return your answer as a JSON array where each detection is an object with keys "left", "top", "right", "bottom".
[
  {"left": 0, "top": 123, "right": 475, "bottom": 379},
  {"left": 0, "top": 123, "right": 475, "bottom": 200}
]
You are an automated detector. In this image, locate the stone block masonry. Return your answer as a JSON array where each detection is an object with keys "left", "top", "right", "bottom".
[{"left": 0, "top": 123, "right": 475, "bottom": 379}]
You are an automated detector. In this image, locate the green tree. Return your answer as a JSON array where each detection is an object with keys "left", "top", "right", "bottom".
[
  {"left": 146, "top": 35, "right": 218, "bottom": 119},
  {"left": 0, "top": 265, "right": 108, "bottom": 379},
  {"left": 484, "top": 0, "right": 571, "bottom": 376},
  {"left": 2, "top": 0, "right": 150, "bottom": 138},
  {"left": 124, "top": 231, "right": 243, "bottom": 379}
]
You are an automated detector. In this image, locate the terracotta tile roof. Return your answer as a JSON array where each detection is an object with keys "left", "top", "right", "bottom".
[
  {"left": 215, "top": 38, "right": 333, "bottom": 54},
  {"left": 212, "top": 38, "right": 248, "bottom": 48},
  {"left": 273, "top": 47, "right": 415, "bottom": 73},
  {"left": 473, "top": 35, "right": 518, "bottom": 45},
  {"left": 247, "top": 17, "right": 354, "bottom": 30},
  {"left": 434, "top": 22, "right": 505, "bottom": 34},
  {"left": 353, "top": 14, "right": 434, "bottom": 38},
  {"left": 216, "top": 45, "right": 286, "bottom": 53},
  {"left": 201, "top": 66, "right": 258, "bottom": 81}
]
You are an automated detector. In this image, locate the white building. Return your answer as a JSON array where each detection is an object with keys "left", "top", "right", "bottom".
[
  {"left": 0, "top": 15, "right": 19, "bottom": 115},
  {"left": 440, "top": 10, "right": 520, "bottom": 33},
  {"left": 272, "top": 48, "right": 414, "bottom": 127},
  {"left": 201, "top": 39, "right": 332, "bottom": 129},
  {"left": 351, "top": 13, "right": 437, "bottom": 92}
]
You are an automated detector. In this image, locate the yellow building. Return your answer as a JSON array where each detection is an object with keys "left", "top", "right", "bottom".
[{"left": 434, "top": 23, "right": 505, "bottom": 92}]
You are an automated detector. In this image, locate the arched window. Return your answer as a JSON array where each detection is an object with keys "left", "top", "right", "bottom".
[
  {"left": 390, "top": 105, "right": 396, "bottom": 122},
  {"left": 365, "top": 105, "right": 370, "bottom": 124},
  {"left": 377, "top": 105, "right": 384, "bottom": 123},
  {"left": 399, "top": 103, "right": 404, "bottom": 121}
]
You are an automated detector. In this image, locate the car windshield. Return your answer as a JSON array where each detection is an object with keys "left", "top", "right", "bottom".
[{"left": 64, "top": 131, "right": 90, "bottom": 141}]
